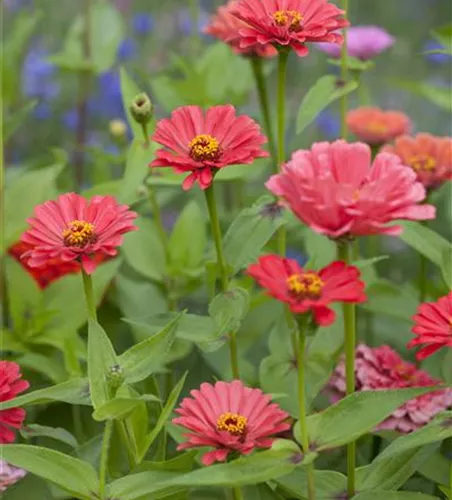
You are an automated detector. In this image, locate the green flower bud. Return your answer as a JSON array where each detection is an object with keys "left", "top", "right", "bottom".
[
  {"left": 130, "top": 92, "right": 153, "bottom": 125},
  {"left": 107, "top": 364, "right": 125, "bottom": 392}
]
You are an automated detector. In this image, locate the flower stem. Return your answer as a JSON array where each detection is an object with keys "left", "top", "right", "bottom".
[
  {"left": 339, "top": 0, "right": 349, "bottom": 139},
  {"left": 232, "top": 487, "right": 244, "bottom": 500},
  {"left": 295, "top": 315, "right": 316, "bottom": 500},
  {"left": 204, "top": 184, "right": 240, "bottom": 379},
  {"left": 449, "top": 438, "right": 452, "bottom": 500},
  {"left": 337, "top": 240, "right": 356, "bottom": 498},
  {"left": 81, "top": 269, "right": 97, "bottom": 320},
  {"left": 98, "top": 420, "right": 113, "bottom": 500},
  {"left": 250, "top": 56, "right": 277, "bottom": 168}
]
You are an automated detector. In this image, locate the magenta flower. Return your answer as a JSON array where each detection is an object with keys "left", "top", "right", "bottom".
[{"left": 0, "top": 461, "right": 27, "bottom": 492}]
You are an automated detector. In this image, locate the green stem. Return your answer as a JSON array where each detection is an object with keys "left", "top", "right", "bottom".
[
  {"left": 117, "top": 420, "right": 137, "bottom": 470},
  {"left": 204, "top": 184, "right": 240, "bottom": 379},
  {"left": 295, "top": 315, "right": 316, "bottom": 500},
  {"left": 250, "top": 56, "right": 277, "bottom": 168},
  {"left": 337, "top": 240, "right": 356, "bottom": 498},
  {"left": 449, "top": 438, "right": 452, "bottom": 500},
  {"left": 81, "top": 269, "right": 97, "bottom": 320},
  {"left": 232, "top": 486, "right": 244, "bottom": 500},
  {"left": 98, "top": 420, "right": 113, "bottom": 499},
  {"left": 339, "top": 0, "right": 349, "bottom": 139},
  {"left": 147, "top": 185, "right": 169, "bottom": 260}
]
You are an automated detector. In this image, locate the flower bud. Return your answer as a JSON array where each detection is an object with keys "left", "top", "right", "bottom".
[
  {"left": 130, "top": 92, "right": 153, "bottom": 125},
  {"left": 107, "top": 364, "right": 125, "bottom": 392},
  {"left": 109, "top": 119, "right": 127, "bottom": 138}
]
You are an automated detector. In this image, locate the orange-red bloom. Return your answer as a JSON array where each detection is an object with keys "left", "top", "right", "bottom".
[
  {"left": 383, "top": 133, "right": 452, "bottom": 190},
  {"left": 346, "top": 107, "right": 411, "bottom": 146},
  {"left": 408, "top": 292, "right": 452, "bottom": 361},
  {"left": 247, "top": 255, "right": 366, "bottom": 326}
]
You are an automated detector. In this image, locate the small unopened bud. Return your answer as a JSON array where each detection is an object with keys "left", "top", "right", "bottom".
[
  {"left": 107, "top": 364, "right": 125, "bottom": 392},
  {"left": 109, "top": 119, "right": 127, "bottom": 138},
  {"left": 130, "top": 92, "right": 153, "bottom": 125}
]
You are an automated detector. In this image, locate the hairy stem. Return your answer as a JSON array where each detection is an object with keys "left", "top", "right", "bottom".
[
  {"left": 339, "top": 0, "right": 349, "bottom": 138},
  {"left": 81, "top": 269, "right": 97, "bottom": 320}
]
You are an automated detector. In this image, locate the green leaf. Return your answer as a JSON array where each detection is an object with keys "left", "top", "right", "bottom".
[
  {"left": 107, "top": 470, "right": 181, "bottom": 500},
  {"left": 327, "top": 54, "right": 375, "bottom": 71},
  {"left": 276, "top": 469, "right": 347, "bottom": 499},
  {"left": 17, "top": 353, "right": 67, "bottom": 384},
  {"left": 353, "top": 492, "right": 438, "bottom": 500},
  {"left": 441, "top": 246, "right": 452, "bottom": 288},
  {"left": 418, "top": 450, "right": 450, "bottom": 486},
  {"left": 92, "top": 394, "right": 160, "bottom": 421},
  {"left": 443, "top": 349, "right": 452, "bottom": 384},
  {"left": 120, "top": 67, "right": 143, "bottom": 138},
  {"left": 1, "top": 445, "right": 98, "bottom": 499},
  {"left": 296, "top": 75, "right": 358, "bottom": 134},
  {"left": 393, "top": 80, "right": 452, "bottom": 111},
  {"left": 4, "top": 100, "right": 38, "bottom": 142},
  {"left": 303, "top": 229, "right": 336, "bottom": 269},
  {"left": 20, "top": 424, "right": 78, "bottom": 448},
  {"left": 223, "top": 196, "right": 286, "bottom": 274},
  {"left": 431, "top": 24, "right": 452, "bottom": 54},
  {"left": 87, "top": 319, "right": 118, "bottom": 410}
]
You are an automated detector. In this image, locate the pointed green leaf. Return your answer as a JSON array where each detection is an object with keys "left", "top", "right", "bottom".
[
  {"left": 120, "top": 68, "right": 144, "bottom": 138},
  {"left": 4, "top": 100, "right": 38, "bottom": 142},
  {"left": 20, "top": 424, "right": 78, "bottom": 448},
  {"left": 92, "top": 394, "right": 160, "bottom": 421},
  {"left": 441, "top": 246, "right": 452, "bottom": 288},
  {"left": 354, "top": 492, "right": 438, "bottom": 500},
  {"left": 276, "top": 469, "right": 347, "bottom": 499}
]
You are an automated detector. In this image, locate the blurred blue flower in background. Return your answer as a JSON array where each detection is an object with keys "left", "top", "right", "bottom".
[
  {"left": 22, "top": 47, "right": 59, "bottom": 101},
  {"left": 286, "top": 248, "right": 309, "bottom": 267},
  {"left": 132, "top": 13, "right": 154, "bottom": 35},
  {"left": 117, "top": 38, "right": 138, "bottom": 62},
  {"left": 176, "top": 9, "right": 210, "bottom": 36},
  {"left": 4, "top": 0, "right": 33, "bottom": 11},
  {"left": 423, "top": 40, "right": 452, "bottom": 64},
  {"left": 33, "top": 103, "right": 52, "bottom": 120},
  {"left": 97, "top": 70, "right": 125, "bottom": 119},
  {"left": 315, "top": 110, "right": 340, "bottom": 139}
]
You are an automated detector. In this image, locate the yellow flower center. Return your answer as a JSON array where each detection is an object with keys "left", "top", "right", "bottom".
[
  {"left": 273, "top": 10, "right": 303, "bottom": 31},
  {"left": 62, "top": 220, "right": 96, "bottom": 247},
  {"left": 287, "top": 272, "right": 324, "bottom": 299},
  {"left": 188, "top": 134, "right": 222, "bottom": 162},
  {"left": 216, "top": 412, "right": 248, "bottom": 435},
  {"left": 408, "top": 154, "right": 436, "bottom": 173},
  {"left": 367, "top": 121, "right": 388, "bottom": 134}
]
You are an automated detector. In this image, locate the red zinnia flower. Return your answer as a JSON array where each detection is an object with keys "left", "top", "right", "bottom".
[
  {"left": 151, "top": 105, "right": 269, "bottom": 190},
  {"left": 266, "top": 140, "right": 435, "bottom": 239},
  {"left": 408, "top": 292, "right": 452, "bottom": 361},
  {"left": 204, "top": 0, "right": 277, "bottom": 58},
  {"left": 247, "top": 255, "right": 366, "bottom": 326},
  {"left": 328, "top": 344, "right": 452, "bottom": 433},
  {"left": 231, "top": 0, "right": 348, "bottom": 57},
  {"left": 21, "top": 193, "right": 137, "bottom": 274},
  {"left": 173, "top": 380, "right": 290, "bottom": 465},
  {"left": 347, "top": 107, "right": 411, "bottom": 146},
  {"left": 0, "top": 362, "right": 29, "bottom": 444},
  {"left": 383, "top": 133, "right": 452, "bottom": 190}
]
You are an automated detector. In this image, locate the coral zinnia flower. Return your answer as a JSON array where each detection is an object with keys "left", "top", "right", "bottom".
[
  {"left": 231, "top": 0, "right": 348, "bottom": 57},
  {"left": 328, "top": 344, "right": 452, "bottom": 433},
  {"left": 266, "top": 140, "right": 435, "bottom": 238},
  {"left": 173, "top": 380, "right": 290, "bottom": 465},
  {"left": 408, "top": 292, "right": 452, "bottom": 361},
  {"left": 247, "top": 255, "right": 366, "bottom": 326},
  {"left": 21, "top": 193, "right": 137, "bottom": 274},
  {"left": 346, "top": 107, "right": 411, "bottom": 146},
  {"left": 383, "top": 133, "right": 452, "bottom": 190},
  {"left": 151, "top": 105, "right": 269, "bottom": 190},
  {"left": 0, "top": 362, "right": 29, "bottom": 444},
  {"left": 205, "top": 0, "right": 277, "bottom": 58},
  {"left": 0, "top": 461, "right": 27, "bottom": 492}
]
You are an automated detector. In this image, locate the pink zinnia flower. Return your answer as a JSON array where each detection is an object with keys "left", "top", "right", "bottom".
[
  {"left": 317, "top": 25, "right": 395, "bottom": 60},
  {"left": 266, "top": 140, "right": 435, "bottom": 239},
  {"left": 0, "top": 461, "right": 27, "bottom": 492},
  {"left": 347, "top": 107, "right": 411, "bottom": 146},
  {"left": 231, "top": 0, "right": 348, "bottom": 57},
  {"left": 383, "top": 133, "right": 452, "bottom": 191},
  {"left": 247, "top": 255, "right": 366, "bottom": 326},
  {"left": 173, "top": 380, "right": 290, "bottom": 465},
  {"left": 0, "top": 362, "right": 29, "bottom": 444},
  {"left": 151, "top": 105, "right": 268, "bottom": 190},
  {"left": 204, "top": 0, "right": 277, "bottom": 58},
  {"left": 328, "top": 344, "right": 452, "bottom": 433},
  {"left": 21, "top": 193, "right": 137, "bottom": 274},
  {"left": 408, "top": 292, "right": 452, "bottom": 361}
]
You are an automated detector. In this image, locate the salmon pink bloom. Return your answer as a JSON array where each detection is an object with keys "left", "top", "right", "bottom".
[
  {"left": 247, "top": 255, "right": 366, "bottom": 326},
  {"left": 21, "top": 193, "right": 137, "bottom": 274},
  {"left": 173, "top": 380, "right": 290, "bottom": 465},
  {"left": 0, "top": 362, "right": 29, "bottom": 444},
  {"left": 328, "top": 344, "right": 452, "bottom": 433},
  {"left": 266, "top": 140, "right": 435, "bottom": 238},
  {"left": 383, "top": 133, "right": 452, "bottom": 190},
  {"left": 408, "top": 292, "right": 452, "bottom": 361},
  {"left": 205, "top": 0, "right": 277, "bottom": 58},
  {"left": 346, "top": 107, "right": 411, "bottom": 146},
  {"left": 0, "top": 461, "right": 27, "bottom": 492},
  {"left": 151, "top": 105, "right": 268, "bottom": 190},
  {"left": 231, "top": 0, "right": 348, "bottom": 57}
]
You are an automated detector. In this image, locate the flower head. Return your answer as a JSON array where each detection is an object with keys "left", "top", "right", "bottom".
[
  {"left": 0, "top": 461, "right": 27, "bottom": 492},
  {"left": 328, "top": 344, "right": 452, "bottom": 433},
  {"left": 21, "top": 47, "right": 59, "bottom": 101},
  {"left": 117, "top": 38, "right": 138, "bottom": 62},
  {"left": 21, "top": 193, "right": 137, "bottom": 274},
  {"left": 408, "top": 292, "right": 452, "bottom": 361},
  {"left": 0, "top": 362, "right": 29, "bottom": 444},
  {"left": 173, "top": 380, "right": 290, "bottom": 465},
  {"left": 132, "top": 13, "right": 154, "bottom": 35},
  {"left": 231, "top": 0, "right": 348, "bottom": 57},
  {"left": 266, "top": 140, "right": 435, "bottom": 239},
  {"left": 424, "top": 40, "right": 452, "bottom": 64},
  {"left": 151, "top": 105, "right": 268, "bottom": 190},
  {"left": 346, "top": 107, "right": 411, "bottom": 146},
  {"left": 205, "top": 0, "right": 277, "bottom": 58},
  {"left": 247, "top": 255, "right": 366, "bottom": 325},
  {"left": 317, "top": 25, "right": 395, "bottom": 60},
  {"left": 383, "top": 134, "right": 452, "bottom": 190}
]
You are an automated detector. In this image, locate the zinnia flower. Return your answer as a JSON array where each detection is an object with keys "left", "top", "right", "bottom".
[
  {"left": 408, "top": 292, "right": 452, "bottom": 361},
  {"left": 346, "top": 107, "right": 411, "bottom": 146},
  {"left": 21, "top": 193, "right": 137, "bottom": 274},
  {"left": 231, "top": 0, "right": 348, "bottom": 57},
  {"left": 383, "top": 133, "right": 452, "bottom": 191},
  {"left": 151, "top": 105, "right": 268, "bottom": 190},
  {"left": 0, "top": 461, "right": 27, "bottom": 492},
  {"left": 0, "top": 362, "right": 29, "bottom": 444},
  {"left": 172, "top": 380, "right": 290, "bottom": 465},
  {"left": 247, "top": 255, "right": 366, "bottom": 326},
  {"left": 317, "top": 25, "right": 395, "bottom": 60},
  {"left": 328, "top": 344, "right": 452, "bottom": 433},
  {"left": 266, "top": 140, "right": 435, "bottom": 238},
  {"left": 205, "top": 0, "right": 277, "bottom": 58}
]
